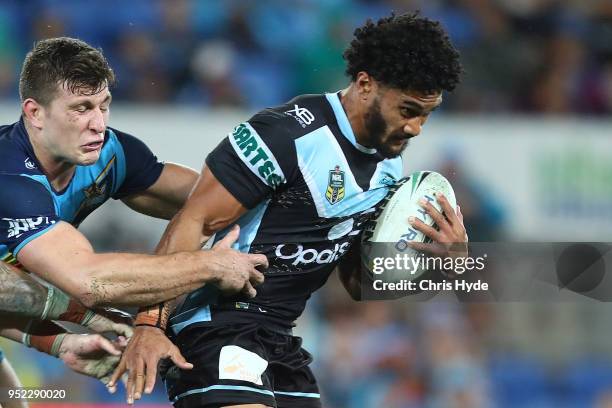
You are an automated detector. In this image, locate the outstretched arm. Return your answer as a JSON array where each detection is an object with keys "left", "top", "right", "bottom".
[
  {"left": 337, "top": 245, "right": 365, "bottom": 301},
  {"left": 109, "top": 167, "right": 267, "bottom": 404},
  {"left": 0, "top": 261, "right": 132, "bottom": 337},
  {"left": 16, "top": 220, "right": 263, "bottom": 309},
  {"left": 0, "top": 321, "right": 124, "bottom": 386}
]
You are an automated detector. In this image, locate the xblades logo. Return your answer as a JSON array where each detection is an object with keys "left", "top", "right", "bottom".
[{"left": 285, "top": 104, "right": 315, "bottom": 128}]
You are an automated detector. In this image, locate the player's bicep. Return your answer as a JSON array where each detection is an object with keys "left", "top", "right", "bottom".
[
  {"left": 184, "top": 166, "right": 248, "bottom": 235},
  {"left": 0, "top": 174, "right": 61, "bottom": 255},
  {"left": 121, "top": 163, "right": 199, "bottom": 219},
  {"left": 16, "top": 221, "right": 96, "bottom": 296},
  {"left": 111, "top": 129, "right": 164, "bottom": 200}
]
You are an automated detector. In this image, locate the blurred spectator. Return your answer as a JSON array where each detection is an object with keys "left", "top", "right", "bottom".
[
  {"left": 179, "top": 40, "right": 243, "bottom": 106},
  {"left": 419, "top": 302, "right": 492, "bottom": 408},
  {"left": 113, "top": 30, "right": 172, "bottom": 103},
  {"left": 438, "top": 151, "right": 507, "bottom": 242},
  {"left": 0, "top": 0, "right": 609, "bottom": 113}
]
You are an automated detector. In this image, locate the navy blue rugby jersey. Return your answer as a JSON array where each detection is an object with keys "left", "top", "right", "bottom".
[
  {"left": 0, "top": 118, "right": 164, "bottom": 265},
  {"left": 169, "top": 92, "right": 402, "bottom": 333}
]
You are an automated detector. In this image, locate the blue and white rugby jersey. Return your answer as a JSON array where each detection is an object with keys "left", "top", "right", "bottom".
[
  {"left": 170, "top": 92, "right": 403, "bottom": 333},
  {"left": 0, "top": 118, "right": 164, "bottom": 265}
]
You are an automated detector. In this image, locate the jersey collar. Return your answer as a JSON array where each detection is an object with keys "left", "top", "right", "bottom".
[
  {"left": 325, "top": 92, "right": 377, "bottom": 155},
  {"left": 14, "top": 117, "right": 44, "bottom": 172},
  {"left": 14, "top": 117, "right": 77, "bottom": 195}
]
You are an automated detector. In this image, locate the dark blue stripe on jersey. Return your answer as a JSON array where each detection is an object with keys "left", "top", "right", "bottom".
[{"left": 110, "top": 128, "right": 164, "bottom": 199}]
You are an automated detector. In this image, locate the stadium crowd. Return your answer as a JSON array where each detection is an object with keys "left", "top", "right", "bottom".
[{"left": 0, "top": 0, "right": 611, "bottom": 113}]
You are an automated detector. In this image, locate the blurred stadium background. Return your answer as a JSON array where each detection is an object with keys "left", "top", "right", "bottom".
[{"left": 0, "top": 0, "right": 611, "bottom": 407}]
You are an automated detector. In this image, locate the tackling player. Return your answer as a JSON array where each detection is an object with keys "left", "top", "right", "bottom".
[
  {"left": 0, "top": 37, "right": 266, "bottom": 395},
  {"left": 112, "top": 13, "right": 468, "bottom": 408}
]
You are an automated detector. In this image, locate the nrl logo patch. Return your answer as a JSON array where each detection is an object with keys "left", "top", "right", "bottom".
[{"left": 326, "top": 165, "right": 345, "bottom": 205}]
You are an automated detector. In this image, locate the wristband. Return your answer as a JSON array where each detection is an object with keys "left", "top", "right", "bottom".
[
  {"left": 40, "top": 286, "right": 71, "bottom": 320},
  {"left": 42, "top": 286, "right": 95, "bottom": 326},
  {"left": 57, "top": 298, "right": 96, "bottom": 326},
  {"left": 133, "top": 323, "right": 163, "bottom": 329},
  {"left": 134, "top": 304, "right": 166, "bottom": 330},
  {"left": 22, "top": 320, "right": 67, "bottom": 357}
]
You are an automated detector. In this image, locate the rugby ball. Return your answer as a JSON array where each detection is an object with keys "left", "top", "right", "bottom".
[{"left": 361, "top": 171, "right": 457, "bottom": 284}]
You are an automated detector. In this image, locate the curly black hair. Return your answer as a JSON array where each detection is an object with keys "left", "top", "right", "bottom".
[{"left": 344, "top": 12, "right": 462, "bottom": 93}]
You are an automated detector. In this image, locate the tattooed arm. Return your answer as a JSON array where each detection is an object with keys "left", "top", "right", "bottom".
[
  {"left": 0, "top": 305, "right": 125, "bottom": 383},
  {"left": 0, "top": 276, "right": 127, "bottom": 387},
  {"left": 0, "top": 261, "right": 133, "bottom": 338},
  {"left": 0, "top": 261, "right": 46, "bottom": 318}
]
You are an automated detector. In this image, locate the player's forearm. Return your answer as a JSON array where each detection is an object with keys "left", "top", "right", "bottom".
[
  {"left": 337, "top": 246, "right": 364, "bottom": 301},
  {"left": 156, "top": 208, "right": 207, "bottom": 254},
  {"left": 136, "top": 202, "right": 224, "bottom": 328},
  {"left": 0, "top": 324, "right": 30, "bottom": 342},
  {"left": 0, "top": 262, "right": 46, "bottom": 318},
  {"left": 122, "top": 195, "right": 184, "bottom": 220},
  {"left": 123, "top": 163, "right": 199, "bottom": 220},
  {"left": 1, "top": 318, "right": 65, "bottom": 340},
  {"left": 135, "top": 171, "right": 250, "bottom": 327},
  {"left": 0, "top": 314, "right": 29, "bottom": 331},
  {"left": 137, "top": 211, "right": 209, "bottom": 327},
  {"left": 66, "top": 251, "right": 217, "bottom": 308},
  {"left": 134, "top": 296, "right": 181, "bottom": 331},
  {"left": 1, "top": 320, "right": 68, "bottom": 357}
]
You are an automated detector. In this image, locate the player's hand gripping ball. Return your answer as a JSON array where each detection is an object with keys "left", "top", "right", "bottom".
[{"left": 361, "top": 171, "right": 458, "bottom": 284}]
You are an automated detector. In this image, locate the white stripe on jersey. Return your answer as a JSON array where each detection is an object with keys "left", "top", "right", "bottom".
[
  {"left": 295, "top": 125, "right": 391, "bottom": 219},
  {"left": 228, "top": 122, "right": 286, "bottom": 188}
]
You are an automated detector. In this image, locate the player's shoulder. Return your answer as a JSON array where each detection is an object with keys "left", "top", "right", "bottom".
[
  {"left": 103, "top": 126, "right": 153, "bottom": 159},
  {"left": 0, "top": 120, "right": 43, "bottom": 177},
  {"left": 248, "top": 93, "right": 334, "bottom": 141},
  {"left": 0, "top": 173, "right": 53, "bottom": 213},
  {"left": 104, "top": 126, "right": 138, "bottom": 149},
  {"left": 106, "top": 126, "right": 136, "bottom": 141}
]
